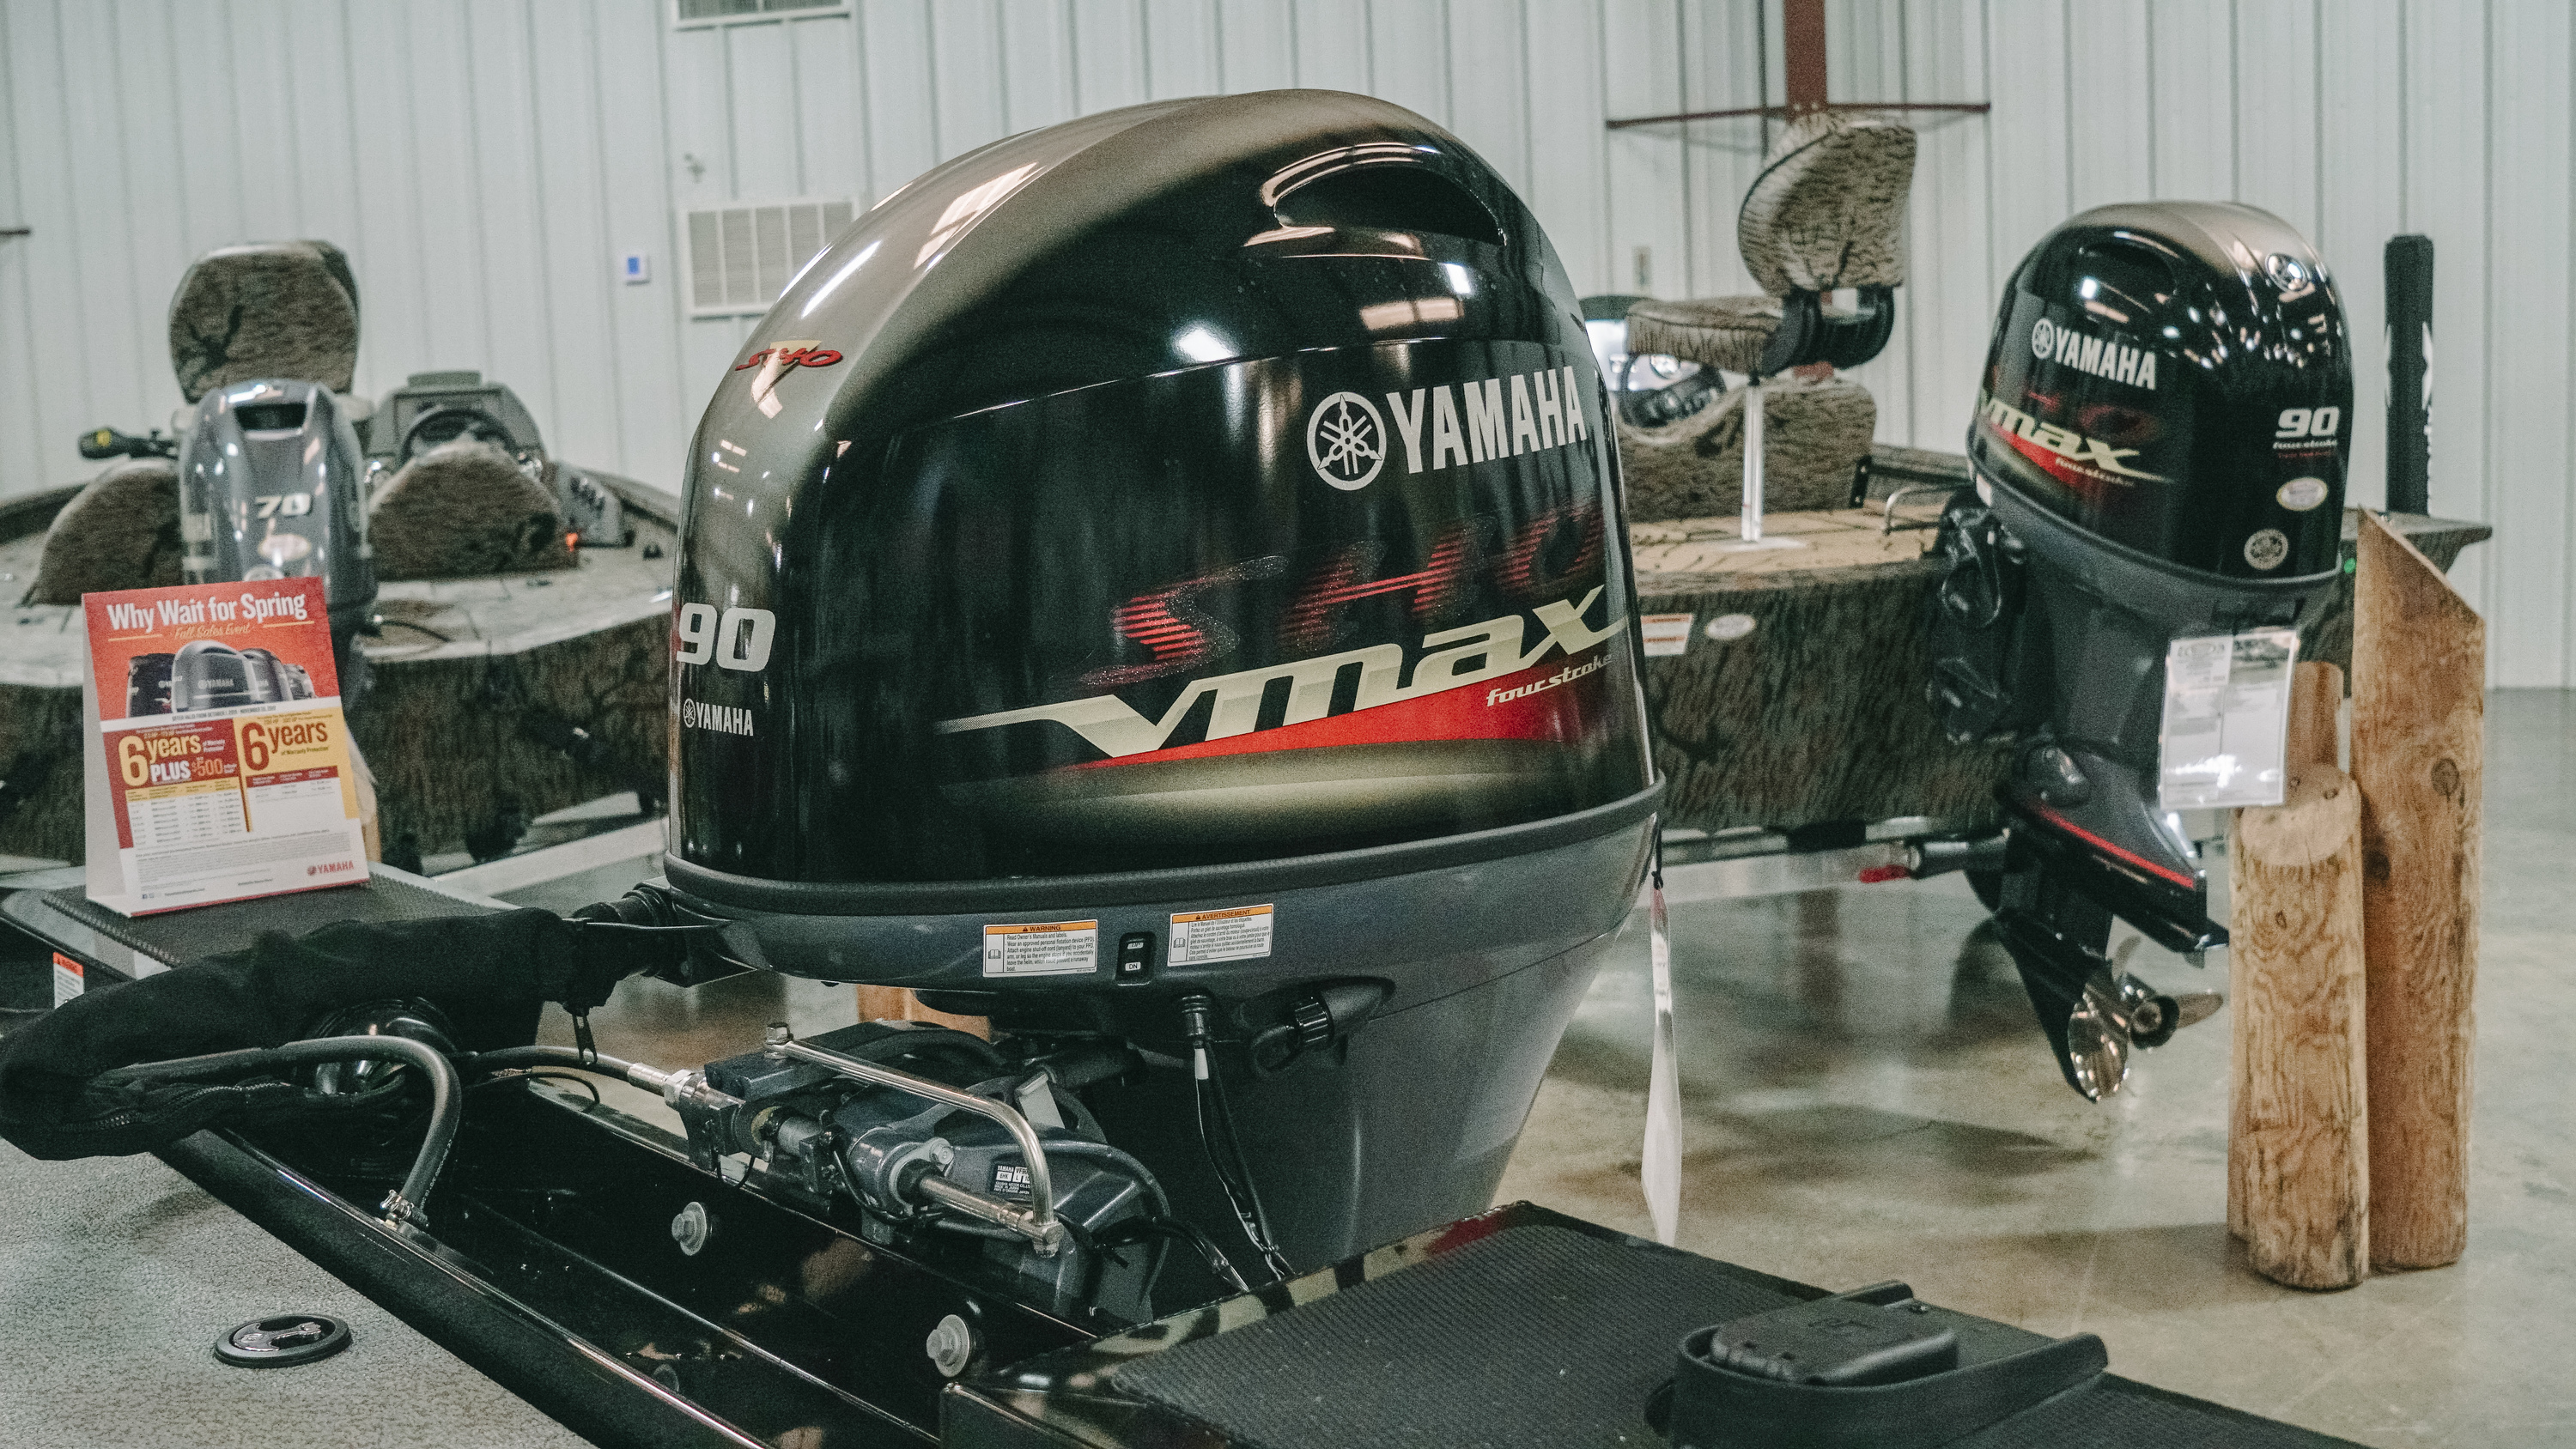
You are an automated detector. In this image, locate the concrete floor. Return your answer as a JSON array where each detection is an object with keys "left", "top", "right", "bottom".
[
  {"left": 1, "top": 693, "right": 2565, "bottom": 1446},
  {"left": 1500, "top": 688, "right": 2576, "bottom": 1447}
]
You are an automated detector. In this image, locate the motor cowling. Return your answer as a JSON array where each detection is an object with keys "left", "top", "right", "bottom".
[
  {"left": 1933, "top": 202, "right": 2354, "bottom": 787},
  {"left": 177, "top": 379, "right": 378, "bottom": 637},
  {"left": 665, "top": 90, "right": 1654, "bottom": 915},
  {"left": 1968, "top": 200, "right": 2353, "bottom": 582}
]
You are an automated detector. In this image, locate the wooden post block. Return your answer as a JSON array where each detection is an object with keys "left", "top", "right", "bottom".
[
  {"left": 2285, "top": 661, "right": 2344, "bottom": 771},
  {"left": 2228, "top": 763, "right": 2371, "bottom": 1288},
  {"left": 2353, "top": 512, "right": 2484, "bottom": 1270},
  {"left": 2230, "top": 659, "right": 2345, "bottom": 1246},
  {"left": 856, "top": 985, "right": 991, "bottom": 1041}
]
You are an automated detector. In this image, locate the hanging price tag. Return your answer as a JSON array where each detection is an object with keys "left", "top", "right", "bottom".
[{"left": 2157, "top": 628, "right": 2300, "bottom": 811}]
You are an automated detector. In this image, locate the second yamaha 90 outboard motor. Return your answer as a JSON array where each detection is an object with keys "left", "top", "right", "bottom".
[
  {"left": 1925, "top": 203, "right": 2352, "bottom": 1099},
  {"left": 653, "top": 90, "right": 1657, "bottom": 1277}
]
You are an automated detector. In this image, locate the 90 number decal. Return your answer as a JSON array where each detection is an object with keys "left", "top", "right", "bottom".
[
  {"left": 675, "top": 603, "right": 775, "bottom": 671},
  {"left": 2276, "top": 406, "right": 2341, "bottom": 440}
]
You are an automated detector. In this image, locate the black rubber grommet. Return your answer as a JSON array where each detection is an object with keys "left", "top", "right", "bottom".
[{"left": 215, "top": 1313, "right": 351, "bottom": 1369}]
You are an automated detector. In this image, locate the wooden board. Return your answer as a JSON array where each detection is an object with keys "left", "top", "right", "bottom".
[
  {"left": 2353, "top": 512, "right": 2485, "bottom": 1271},
  {"left": 2229, "top": 756, "right": 2371, "bottom": 1290}
]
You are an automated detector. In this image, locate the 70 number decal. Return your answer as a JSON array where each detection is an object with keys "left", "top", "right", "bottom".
[{"left": 675, "top": 603, "right": 776, "bottom": 671}]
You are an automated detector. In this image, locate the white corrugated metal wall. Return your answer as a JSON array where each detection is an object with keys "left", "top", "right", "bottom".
[
  {"left": 0, "top": 1, "right": 2566, "bottom": 681},
  {"left": 1808, "top": 0, "right": 2561, "bottom": 686}
]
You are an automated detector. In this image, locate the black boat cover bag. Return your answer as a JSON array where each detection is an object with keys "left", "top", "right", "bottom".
[{"left": 0, "top": 908, "right": 631, "bottom": 1161}]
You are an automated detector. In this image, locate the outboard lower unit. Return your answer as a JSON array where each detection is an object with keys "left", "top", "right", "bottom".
[
  {"left": 658, "top": 89, "right": 1658, "bottom": 1274},
  {"left": 1924, "top": 202, "right": 2353, "bottom": 1099}
]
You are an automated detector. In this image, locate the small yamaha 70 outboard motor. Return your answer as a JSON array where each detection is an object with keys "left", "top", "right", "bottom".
[
  {"left": 655, "top": 90, "right": 1657, "bottom": 1276},
  {"left": 1925, "top": 203, "right": 2352, "bottom": 1099},
  {"left": 158, "top": 241, "right": 378, "bottom": 645},
  {"left": 177, "top": 379, "right": 375, "bottom": 640}
]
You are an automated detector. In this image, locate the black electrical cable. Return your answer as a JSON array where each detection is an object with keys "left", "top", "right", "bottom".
[
  {"left": 1200, "top": 1069, "right": 1295, "bottom": 1283},
  {"left": 467, "top": 1070, "right": 602, "bottom": 1107},
  {"left": 466, "top": 1044, "right": 649, "bottom": 1082},
  {"left": 1177, "top": 995, "right": 1295, "bottom": 1285},
  {"left": 1103, "top": 1213, "right": 1249, "bottom": 1295},
  {"left": 97, "top": 1035, "right": 461, "bottom": 1227}
]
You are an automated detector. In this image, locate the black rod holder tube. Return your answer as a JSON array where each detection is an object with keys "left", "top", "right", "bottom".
[{"left": 2385, "top": 233, "right": 2434, "bottom": 516}]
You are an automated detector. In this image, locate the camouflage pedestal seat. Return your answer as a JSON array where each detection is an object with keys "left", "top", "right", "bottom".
[
  {"left": 1616, "top": 112, "right": 1917, "bottom": 514},
  {"left": 1617, "top": 370, "right": 1876, "bottom": 523}
]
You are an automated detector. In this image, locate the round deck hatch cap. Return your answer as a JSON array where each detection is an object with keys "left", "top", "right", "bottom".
[{"left": 216, "top": 1313, "right": 351, "bottom": 1368}]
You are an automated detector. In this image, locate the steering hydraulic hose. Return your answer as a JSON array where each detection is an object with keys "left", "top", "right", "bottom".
[{"left": 97, "top": 1035, "right": 463, "bottom": 1228}]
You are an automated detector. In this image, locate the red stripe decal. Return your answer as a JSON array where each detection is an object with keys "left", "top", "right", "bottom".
[
  {"left": 2031, "top": 803, "right": 2196, "bottom": 888},
  {"left": 1072, "top": 646, "right": 1618, "bottom": 770}
]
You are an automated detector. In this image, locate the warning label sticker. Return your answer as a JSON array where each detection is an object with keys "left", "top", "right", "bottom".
[
  {"left": 50, "top": 952, "right": 81, "bottom": 1008},
  {"left": 1169, "top": 904, "right": 1276, "bottom": 966},
  {"left": 981, "top": 919, "right": 1099, "bottom": 977},
  {"left": 1640, "top": 614, "right": 1695, "bottom": 657}
]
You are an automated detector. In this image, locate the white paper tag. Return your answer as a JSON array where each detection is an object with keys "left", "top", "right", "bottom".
[
  {"left": 981, "top": 919, "right": 1098, "bottom": 977},
  {"left": 51, "top": 952, "right": 82, "bottom": 1007},
  {"left": 1640, "top": 614, "right": 1695, "bottom": 657},
  {"left": 1641, "top": 857, "right": 1681, "bottom": 1246},
  {"left": 2157, "top": 629, "right": 2299, "bottom": 810},
  {"left": 1169, "top": 904, "right": 1274, "bottom": 965}
]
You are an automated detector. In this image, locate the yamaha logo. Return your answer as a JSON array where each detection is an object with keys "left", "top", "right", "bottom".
[
  {"left": 1307, "top": 391, "right": 1386, "bottom": 490},
  {"left": 2027, "top": 315, "right": 2157, "bottom": 391},
  {"left": 2244, "top": 528, "right": 2290, "bottom": 571}
]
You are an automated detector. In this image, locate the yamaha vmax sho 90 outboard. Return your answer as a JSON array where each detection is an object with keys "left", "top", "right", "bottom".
[
  {"left": 650, "top": 90, "right": 1658, "bottom": 1277},
  {"left": 1924, "top": 203, "right": 2353, "bottom": 1099}
]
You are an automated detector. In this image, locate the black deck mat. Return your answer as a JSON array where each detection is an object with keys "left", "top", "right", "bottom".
[
  {"left": 1109, "top": 1223, "right": 2364, "bottom": 1449},
  {"left": 1111, "top": 1225, "right": 1800, "bottom": 1448}
]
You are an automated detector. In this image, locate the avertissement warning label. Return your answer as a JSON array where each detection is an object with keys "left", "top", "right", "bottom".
[
  {"left": 1170, "top": 904, "right": 1275, "bottom": 966},
  {"left": 50, "top": 952, "right": 82, "bottom": 1008},
  {"left": 1640, "top": 614, "right": 1694, "bottom": 657},
  {"left": 981, "top": 919, "right": 1099, "bottom": 977}
]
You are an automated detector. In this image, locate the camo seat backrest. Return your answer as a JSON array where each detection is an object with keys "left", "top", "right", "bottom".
[
  {"left": 367, "top": 439, "right": 571, "bottom": 580},
  {"left": 26, "top": 459, "right": 185, "bottom": 604},
  {"left": 167, "top": 240, "right": 359, "bottom": 403},
  {"left": 1737, "top": 112, "right": 1917, "bottom": 296}
]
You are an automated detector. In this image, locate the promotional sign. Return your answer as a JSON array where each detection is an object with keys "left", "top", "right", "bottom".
[{"left": 82, "top": 578, "right": 365, "bottom": 915}]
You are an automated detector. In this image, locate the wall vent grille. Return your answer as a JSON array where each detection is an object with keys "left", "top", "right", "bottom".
[{"left": 683, "top": 197, "right": 855, "bottom": 317}]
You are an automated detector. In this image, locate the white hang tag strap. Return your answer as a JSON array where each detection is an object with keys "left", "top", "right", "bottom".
[{"left": 1641, "top": 829, "right": 1683, "bottom": 1246}]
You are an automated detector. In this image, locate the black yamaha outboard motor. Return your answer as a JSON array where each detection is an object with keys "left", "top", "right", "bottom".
[
  {"left": 1926, "top": 202, "right": 2352, "bottom": 1099},
  {"left": 655, "top": 90, "right": 1657, "bottom": 1273}
]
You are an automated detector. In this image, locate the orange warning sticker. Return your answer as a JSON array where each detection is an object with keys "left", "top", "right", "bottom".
[{"left": 1169, "top": 903, "right": 1275, "bottom": 966}]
